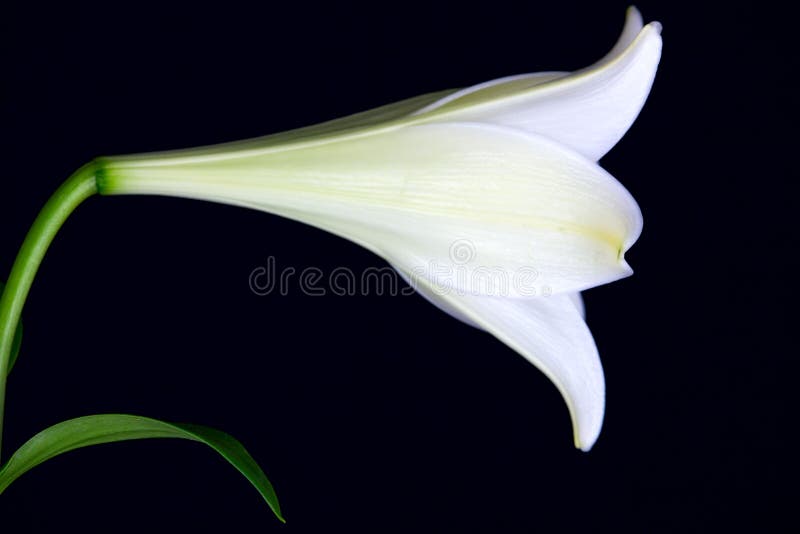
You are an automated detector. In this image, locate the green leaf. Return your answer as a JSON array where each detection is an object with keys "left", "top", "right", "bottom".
[
  {"left": 0, "top": 281, "right": 23, "bottom": 374},
  {"left": 0, "top": 414, "right": 284, "bottom": 522}
]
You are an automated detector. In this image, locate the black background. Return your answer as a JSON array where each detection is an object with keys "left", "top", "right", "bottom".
[{"left": 0, "top": 1, "right": 793, "bottom": 532}]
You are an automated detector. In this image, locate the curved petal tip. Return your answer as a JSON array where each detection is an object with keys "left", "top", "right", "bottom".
[{"left": 648, "top": 20, "right": 663, "bottom": 35}]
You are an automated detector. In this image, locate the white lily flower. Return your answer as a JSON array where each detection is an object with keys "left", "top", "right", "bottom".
[{"left": 94, "top": 7, "right": 661, "bottom": 451}]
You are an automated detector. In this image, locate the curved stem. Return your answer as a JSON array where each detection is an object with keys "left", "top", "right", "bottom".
[{"left": 0, "top": 163, "right": 98, "bottom": 462}]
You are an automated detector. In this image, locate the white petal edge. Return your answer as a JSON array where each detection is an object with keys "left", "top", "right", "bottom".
[
  {"left": 414, "top": 7, "right": 662, "bottom": 161},
  {"left": 596, "top": 6, "right": 645, "bottom": 65},
  {"left": 414, "top": 71, "right": 569, "bottom": 113},
  {"left": 392, "top": 262, "right": 482, "bottom": 328},
  {"left": 568, "top": 292, "right": 586, "bottom": 319},
  {"left": 396, "top": 269, "right": 605, "bottom": 451},
  {"left": 395, "top": 266, "right": 584, "bottom": 325}
]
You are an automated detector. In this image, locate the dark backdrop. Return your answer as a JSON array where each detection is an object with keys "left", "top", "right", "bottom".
[{"left": 0, "top": 1, "right": 792, "bottom": 532}]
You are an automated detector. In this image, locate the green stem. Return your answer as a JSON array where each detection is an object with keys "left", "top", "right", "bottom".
[{"left": 0, "top": 163, "right": 98, "bottom": 462}]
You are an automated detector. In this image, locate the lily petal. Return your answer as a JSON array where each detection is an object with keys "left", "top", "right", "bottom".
[
  {"left": 398, "top": 268, "right": 604, "bottom": 451},
  {"left": 567, "top": 292, "right": 586, "bottom": 319},
  {"left": 100, "top": 122, "right": 642, "bottom": 297},
  {"left": 116, "top": 9, "right": 659, "bottom": 167},
  {"left": 414, "top": 7, "right": 662, "bottom": 160}
]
